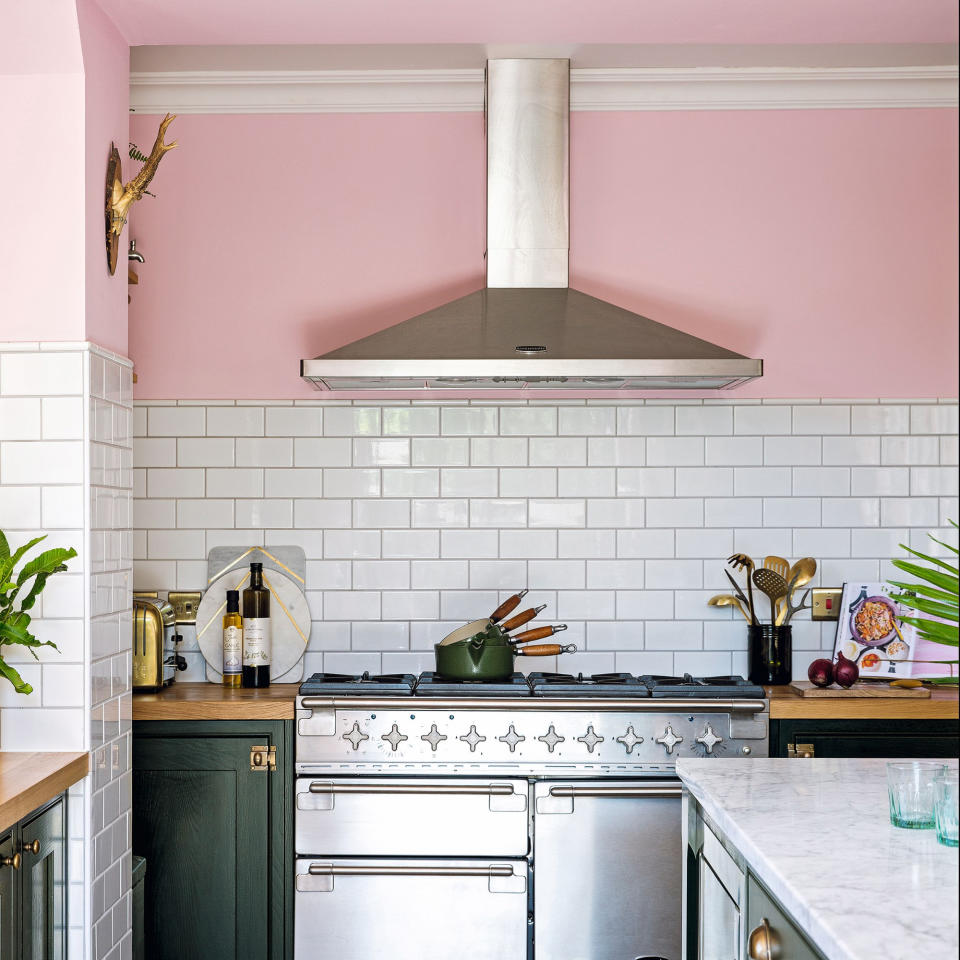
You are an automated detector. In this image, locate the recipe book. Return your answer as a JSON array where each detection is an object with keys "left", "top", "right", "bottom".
[{"left": 833, "top": 582, "right": 917, "bottom": 679}]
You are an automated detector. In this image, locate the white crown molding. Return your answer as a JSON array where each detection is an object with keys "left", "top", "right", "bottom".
[{"left": 130, "top": 65, "right": 959, "bottom": 115}]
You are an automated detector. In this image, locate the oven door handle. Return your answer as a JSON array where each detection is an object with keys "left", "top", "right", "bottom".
[
  {"left": 308, "top": 781, "right": 517, "bottom": 797},
  {"left": 307, "top": 863, "right": 515, "bottom": 878},
  {"left": 548, "top": 785, "right": 682, "bottom": 799}
]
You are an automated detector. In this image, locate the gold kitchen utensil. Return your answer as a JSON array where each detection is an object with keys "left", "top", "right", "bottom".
[
  {"left": 727, "top": 553, "right": 757, "bottom": 624},
  {"left": 752, "top": 567, "right": 789, "bottom": 626},
  {"left": 787, "top": 557, "right": 817, "bottom": 591},
  {"left": 708, "top": 594, "right": 752, "bottom": 623},
  {"left": 762, "top": 555, "right": 793, "bottom": 620}
]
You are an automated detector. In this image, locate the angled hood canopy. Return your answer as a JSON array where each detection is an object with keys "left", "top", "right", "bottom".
[{"left": 301, "top": 59, "right": 762, "bottom": 391}]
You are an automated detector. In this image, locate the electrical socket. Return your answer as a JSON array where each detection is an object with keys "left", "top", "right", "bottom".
[
  {"left": 167, "top": 591, "right": 202, "bottom": 625},
  {"left": 811, "top": 587, "right": 843, "bottom": 621}
]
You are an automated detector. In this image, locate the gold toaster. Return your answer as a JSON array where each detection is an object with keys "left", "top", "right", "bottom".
[{"left": 133, "top": 596, "right": 182, "bottom": 692}]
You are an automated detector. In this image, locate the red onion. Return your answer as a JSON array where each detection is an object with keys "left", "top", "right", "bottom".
[
  {"left": 807, "top": 658, "right": 834, "bottom": 688},
  {"left": 834, "top": 651, "right": 859, "bottom": 688}
]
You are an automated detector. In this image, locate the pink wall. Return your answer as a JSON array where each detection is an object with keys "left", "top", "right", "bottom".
[
  {"left": 0, "top": 1, "right": 85, "bottom": 342},
  {"left": 78, "top": 0, "right": 130, "bottom": 357},
  {"left": 97, "top": 0, "right": 957, "bottom": 45},
  {"left": 129, "top": 107, "right": 958, "bottom": 400}
]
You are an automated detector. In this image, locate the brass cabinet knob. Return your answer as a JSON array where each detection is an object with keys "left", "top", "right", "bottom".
[
  {"left": 748, "top": 918, "right": 781, "bottom": 960},
  {"left": 2, "top": 853, "right": 21, "bottom": 870},
  {"left": 20, "top": 839, "right": 41, "bottom": 856}
]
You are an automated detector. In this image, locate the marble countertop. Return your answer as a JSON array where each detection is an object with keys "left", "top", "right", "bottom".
[{"left": 678, "top": 757, "right": 959, "bottom": 960}]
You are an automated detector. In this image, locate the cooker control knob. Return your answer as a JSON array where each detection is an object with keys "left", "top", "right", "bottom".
[
  {"left": 459, "top": 724, "right": 486, "bottom": 752},
  {"left": 381, "top": 723, "right": 408, "bottom": 752},
  {"left": 498, "top": 724, "right": 525, "bottom": 753},
  {"left": 538, "top": 725, "right": 565, "bottom": 754},
  {"left": 696, "top": 723, "right": 723, "bottom": 755},
  {"left": 421, "top": 723, "right": 447, "bottom": 752},
  {"left": 576, "top": 725, "right": 604, "bottom": 754},
  {"left": 655, "top": 724, "right": 684, "bottom": 755},
  {"left": 615, "top": 725, "right": 644, "bottom": 754},
  {"left": 342, "top": 721, "right": 369, "bottom": 751}
]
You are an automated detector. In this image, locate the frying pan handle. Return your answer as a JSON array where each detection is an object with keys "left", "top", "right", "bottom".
[
  {"left": 501, "top": 604, "right": 547, "bottom": 632},
  {"left": 490, "top": 589, "right": 528, "bottom": 623},
  {"left": 516, "top": 643, "right": 577, "bottom": 657},
  {"left": 509, "top": 624, "right": 567, "bottom": 645}
]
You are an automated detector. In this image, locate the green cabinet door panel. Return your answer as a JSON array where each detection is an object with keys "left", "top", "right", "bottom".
[
  {"left": 133, "top": 720, "right": 293, "bottom": 960},
  {"left": 19, "top": 799, "right": 65, "bottom": 960},
  {"left": 0, "top": 831, "right": 15, "bottom": 960},
  {"left": 772, "top": 718, "right": 960, "bottom": 759}
]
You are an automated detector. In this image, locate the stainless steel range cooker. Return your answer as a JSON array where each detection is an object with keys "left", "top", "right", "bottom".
[{"left": 294, "top": 672, "right": 769, "bottom": 960}]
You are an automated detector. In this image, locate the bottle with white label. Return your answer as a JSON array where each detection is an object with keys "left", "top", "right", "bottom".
[
  {"left": 222, "top": 589, "right": 242, "bottom": 688},
  {"left": 242, "top": 562, "right": 271, "bottom": 688}
]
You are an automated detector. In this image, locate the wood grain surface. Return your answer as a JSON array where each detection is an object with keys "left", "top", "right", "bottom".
[
  {"left": 767, "top": 684, "right": 958, "bottom": 720},
  {"left": 133, "top": 682, "right": 297, "bottom": 720},
  {"left": 787, "top": 681, "right": 931, "bottom": 699},
  {"left": 0, "top": 752, "right": 88, "bottom": 833}
]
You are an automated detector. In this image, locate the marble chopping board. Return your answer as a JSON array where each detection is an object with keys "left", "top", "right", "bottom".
[{"left": 197, "top": 546, "right": 309, "bottom": 684}]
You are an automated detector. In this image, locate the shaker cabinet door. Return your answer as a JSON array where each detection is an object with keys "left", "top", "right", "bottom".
[
  {"left": 19, "top": 799, "right": 66, "bottom": 960},
  {"left": 0, "top": 831, "right": 16, "bottom": 960},
  {"left": 133, "top": 720, "right": 292, "bottom": 960}
]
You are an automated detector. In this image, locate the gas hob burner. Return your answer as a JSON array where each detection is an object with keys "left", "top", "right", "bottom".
[
  {"left": 414, "top": 672, "right": 533, "bottom": 697},
  {"left": 299, "top": 671, "right": 417, "bottom": 696},
  {"left": 528, "top": 672, "right": 651, "bottom": 697},
  {"left": 640, "top": 674, "right": 766, "bottom": 699}
]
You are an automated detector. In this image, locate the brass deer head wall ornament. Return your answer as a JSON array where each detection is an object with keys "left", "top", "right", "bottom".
[{"left": 104, "top": 113, "right": 178, "bottom": 275}]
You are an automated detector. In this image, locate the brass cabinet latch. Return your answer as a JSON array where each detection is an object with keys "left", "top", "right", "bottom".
[
  {"left": 250, "top": 745, "right": 277, "bottom": 772},
  {"left": 787, "top": 742, "right": 815, "bottom": 758}
]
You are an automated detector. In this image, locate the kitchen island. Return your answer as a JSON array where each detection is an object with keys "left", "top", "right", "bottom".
[{"left": 679, "top": 757, "right": 959, "bottom": 960}]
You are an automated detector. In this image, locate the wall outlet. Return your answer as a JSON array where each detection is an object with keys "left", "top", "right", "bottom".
[
  {"left": 167, "top": 591, "right": 202, "bottom": 625},
  {"left": 811, "top": 587, "right": 843, "bottom": 621}
]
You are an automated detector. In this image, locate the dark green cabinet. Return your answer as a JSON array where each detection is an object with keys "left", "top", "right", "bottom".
[
  {"left": 771, "top": 717, "right": 960, "bottom": 759},
  {"left": 133, "top": 720, "right": 293, "bottom": 960},
  {"left": 0, "top": 797, "right": 66, "bottom": 960}
]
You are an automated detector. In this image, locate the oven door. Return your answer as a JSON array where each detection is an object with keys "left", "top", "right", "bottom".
[
  {"left": 534, "top": 779, "right": 682, "bottom": 960},
  {"left": 296, "top": 776, "right": 528, "bottom": 856},
  {"left": 295, "top": 858, "right": 528, "bottom": 960}
]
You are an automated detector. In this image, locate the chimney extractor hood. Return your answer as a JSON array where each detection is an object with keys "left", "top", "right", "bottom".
[{"left": 301, "top": 59, "right": 762, "bottom": 391}]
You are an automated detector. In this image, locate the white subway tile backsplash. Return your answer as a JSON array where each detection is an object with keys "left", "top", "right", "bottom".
[
  {"left": 127, "top": 397, "right": 957, "bottom": 682},
  {"left": 617, "top": 406, "right": 674, "bottom": 435},
  {"left": 147, "top": 406, "right": 205, "bottom": 436},
  {"left": 441, "top": 407, "right": 497, "bottom": 436},
  {"left": 412, "top": 437, "right": 469, "bottom": 466},
  {"left": 0, "top": 397, "right": 41, "bottom": 439},
  {"left": 0, "top": 486, "right": 41, "bottom": 528},
  {"left": 792, "top": 405, "right": 850, "bottom": 435},
  {"left": 42, "top": 397, "right": 84, "bottom": 439},
  {"left": 471, "top": 438, "right": 527, "bottom": 466},
  {"left": 236, "top": 437, "right": 293, "bottom": 467},
  {"left": 1, "top": 440, "right": 84, "bottom": 483},
  {"left": 0, "top": 351, "right": 83, "bottom": 395}
]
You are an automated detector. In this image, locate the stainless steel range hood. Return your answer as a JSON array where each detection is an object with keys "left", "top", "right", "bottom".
[{"left": 301, "top": 59, "right": 762, "bottom": 391}]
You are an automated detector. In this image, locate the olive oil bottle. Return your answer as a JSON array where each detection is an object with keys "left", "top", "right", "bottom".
[
  {"left": 221, "top": 590, "right": 242, "bottom": 687},
  {"left": 241, "top": 562, "right": 271, "bottom": 688}
]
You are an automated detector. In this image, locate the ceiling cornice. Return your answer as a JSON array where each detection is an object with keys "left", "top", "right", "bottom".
[{"left": 130, "top": 65, "right": 959, "bottom": 114}]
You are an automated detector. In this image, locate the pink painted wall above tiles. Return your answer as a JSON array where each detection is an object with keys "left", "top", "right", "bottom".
[
  {"left": 0, "top": 0, "right": 85, "bottom": 342},
  {"left": 128, "top": 108, "right": 958, "bottom": 400},
  {"left": 97, "top": 0, "right": 957, "bottom": 45},
  {"left": 77, "top": 0, "right": 130, "bottom": 355},
  {"left": 78, "top": 0, "right": 130, "bottom": 357}
]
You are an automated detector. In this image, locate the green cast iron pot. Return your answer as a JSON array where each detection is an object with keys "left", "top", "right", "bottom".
[{"left": 434, "top": 622, "right": 515, "bottom": 681}]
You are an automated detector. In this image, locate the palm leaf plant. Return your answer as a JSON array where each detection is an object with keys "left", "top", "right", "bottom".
[
  {"left": 887, "top": 519, "right": 958, "bottom": 685},
  {"left": 0, "top": 530, "right": 77, "bottom": 694}
]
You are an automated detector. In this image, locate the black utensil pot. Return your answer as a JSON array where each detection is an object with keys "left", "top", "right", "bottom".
[{"left": 748, "top": 625, "right": 792, "bottom": 685}]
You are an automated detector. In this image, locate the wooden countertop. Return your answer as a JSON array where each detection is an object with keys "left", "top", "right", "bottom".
[
  {"left": 133, "top": 683, "right": 297, "bottom": 720},
  {"left": 766, "top": 684, "right": 959, "bottom": 720},
  {"left": 0, "top": 752, "right": 89, "bottom": 833},
  {"left": 134, "top": 682, "right": 959, "bottom": 722}
]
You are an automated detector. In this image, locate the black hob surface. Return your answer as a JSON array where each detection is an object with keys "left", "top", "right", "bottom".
[
  {"left": 414, "top": 672, "right": 532, "bottom": 697},
  {"left": 299, "top": 672, "right": 416, "bottom": 696},
  {"left": 527, "top": 672, "right": 650, "bottom": 697},
  {"left": 641, "top": 674, "right": 766, "bottom": 698}
]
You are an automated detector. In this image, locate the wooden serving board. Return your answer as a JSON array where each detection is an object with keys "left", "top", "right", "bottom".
[{"left": 788, "top": 681, "right": 931, "bottom": 698}]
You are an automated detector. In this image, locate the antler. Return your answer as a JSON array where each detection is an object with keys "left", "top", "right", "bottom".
[{"left": 110, "top": 113, "right": 178, "bottom": 234}]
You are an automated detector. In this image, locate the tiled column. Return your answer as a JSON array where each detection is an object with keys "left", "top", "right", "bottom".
[{"left": 0, "top": 341, "right": 133, "bottom": 960}]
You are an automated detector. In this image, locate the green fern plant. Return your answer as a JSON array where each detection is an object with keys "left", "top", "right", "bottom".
[
  {"left": 888, "top": 520, "right": 958, "bottom": 685},
  {"left": 0, "top": 531, "right": 77, "bottom": 694}
]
